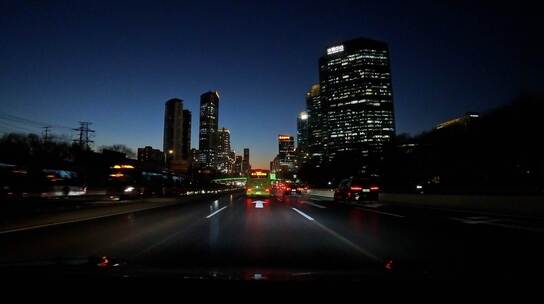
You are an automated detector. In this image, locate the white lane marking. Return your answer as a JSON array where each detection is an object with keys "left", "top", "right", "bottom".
[
  {"left": 450, "top": 216, "right": 499, "bottom": 224},
  {"left": 307, "top": 196, "right": 333, "bottom": 202},
  {"left": 292, "top": 209, "right": 381, "bottom": 262},
  {"left": 311, "top": 220, "right": 381, "bottom": 262},
  {"left": 450, "top": 216, "right": 544, "bottom": 232},
  {"left": 356, "top": 207, "right": 405, "bottom": 218},
  {"left": 292, "top": 207, "right": 314, "bottom": 221},
  {"left": 396, "top": 204, "right": 544, "bottom": 221},
  {"left": 205, "top": 206, "right": 228, "bottom": 219},
  {"left": 302, "top": 201, "right": 326, "bottom": 209},
  {"left": 483, "top": 222, "right": 544, "bottom": 233},
  {"left": 255, "top": 201, "right": 264, "bottom": 208},
  {"left": 363, "top": 203, "right": 383, "bottom": 208},
  {"left": 132, "top": 229, "right": 187, "bottom": 258}
]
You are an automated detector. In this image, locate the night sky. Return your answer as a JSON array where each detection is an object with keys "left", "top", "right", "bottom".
[{"left": 1, "top": 1, "right": 541, "bottom": 168}]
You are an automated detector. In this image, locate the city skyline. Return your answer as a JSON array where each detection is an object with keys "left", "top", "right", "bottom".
[{"left": 1, "top": 1, "right": 540, "bottom": 169}]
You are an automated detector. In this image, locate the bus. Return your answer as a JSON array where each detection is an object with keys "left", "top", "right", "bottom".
[
  {"left": 1, "top": 164, "right": 86, "bottom": 200},
  {"left": 246, "top": 169, "right": 272, "bottom": 197},
  {"left": 106, "top": 164, "right": 185, "bottom": 199},
  {"left": 39, "top": 169, "right": 86, "bottom": 198}
]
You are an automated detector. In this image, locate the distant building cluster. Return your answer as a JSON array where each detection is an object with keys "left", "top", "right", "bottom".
[
  {"left": 270, "top": 135, "right": 295, "bottom": 178},
  {"left": 136, "top": 91, "right": 250, "bottom": 176}
]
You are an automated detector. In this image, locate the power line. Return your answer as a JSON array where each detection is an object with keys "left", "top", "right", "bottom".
[
  {"left": 0, "top": 112, "right": 73, "bottom": 130},
  {"left": 0, "top": 120, "right": 39, "bottom": 133}
]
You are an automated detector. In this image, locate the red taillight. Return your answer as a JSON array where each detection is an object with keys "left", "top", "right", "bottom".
[
  {"left": 370, "top": 186, "right": 380, "bottom": 191},
  {"left": 350, "top": 186, "right": 362, "bottom": 191},
  {"left": 97, "top": 256, "right": 110, "bottom": 268}
]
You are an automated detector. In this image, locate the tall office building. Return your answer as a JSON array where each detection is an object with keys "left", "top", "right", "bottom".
[
  {"left": 305, "top": 84, "right": 324, "bottom": 162},
  {"left": 277, "top": 135, "right": 295, "bottom": 170},
  {"left": 181, "top": 109, "right": 192, "bottom": 160},
  {"left": 163, "top": 98, "right": 184, "bottom": 168},
  {"left": 199, "top": 91, "right": 220, "bottom": 167},
  {"left": 242, "top": 148, "right": 250, "bottom": 174},
  {"left": 216, "top": 127, "right": 232, "bottom": 173},
  {"left": 297, "top": 111, "right": 309, "bottom": 152},
  {"left": 319, "top": 37, "right": 395, "bottom": 166}
]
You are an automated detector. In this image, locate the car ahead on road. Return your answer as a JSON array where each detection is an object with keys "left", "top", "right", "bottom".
[
  {"left": 334, "top": 177, "right": 380, "bottom": 203},
  {"left": 283, "top": 183, "right": 306, "bottom": 195}
]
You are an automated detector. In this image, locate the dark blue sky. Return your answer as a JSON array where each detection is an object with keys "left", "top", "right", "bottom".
[{"left": 1, "top": 1, "right": 540, "bottom": 168}]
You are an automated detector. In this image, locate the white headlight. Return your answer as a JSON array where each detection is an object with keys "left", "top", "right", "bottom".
[{"left": 124, "top": 186, "right": 135, "bottom": 193}]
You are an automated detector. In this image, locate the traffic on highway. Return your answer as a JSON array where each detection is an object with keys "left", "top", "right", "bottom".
[
  {"left": 2, "top": 170, "right": 544, "bottom": 282},
  {"left": 1, "top": 1, "right": 542, "bottom": 284}
]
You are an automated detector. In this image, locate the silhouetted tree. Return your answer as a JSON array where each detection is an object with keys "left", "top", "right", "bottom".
[
  {"left": 385, "top": 94, "right": 544, "bottom": 194},
  {"left": 99, "top": 144, "right": 135, "bottom": 159}
]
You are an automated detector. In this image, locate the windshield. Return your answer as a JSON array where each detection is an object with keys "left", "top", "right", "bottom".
[{"left": 0, "top": 1, "right": 542, "bottom": 281}]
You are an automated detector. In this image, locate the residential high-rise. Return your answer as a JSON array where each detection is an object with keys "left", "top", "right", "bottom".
[
  {"left": 163, "top": 98, "right": 184, "bottom": 168},
  {"left": 305, "top": 84, "right": 323, "bottom": 162},
  {"left": 182, "top": 109, "right": 192, "bottom": 160},
  {"left": 199, "top": 91, "right": 220, "bottom": 168},
  {"left": 216, "top": 127, "right": 232, "bottom": 173},
  {"left": 242, "top": 148, "right": 250, "bottom": 175},
  {"left": 137, "top": 146, "right": 165, "bottom": 169},
  {"left": 319, "top": 37, "right": 395, "bottom": 168}
]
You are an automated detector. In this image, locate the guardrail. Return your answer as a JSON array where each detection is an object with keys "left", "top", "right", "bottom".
[{"left": 307, "top": 188, "right": 544, "bottom": 217}]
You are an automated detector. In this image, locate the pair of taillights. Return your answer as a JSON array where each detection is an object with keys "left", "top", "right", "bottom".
[
  {"left": 350, "top": 186, "right": 380, "bottom": 191},
  {"left": 247, "top": 188, "right": 270, "bottom": 192}
]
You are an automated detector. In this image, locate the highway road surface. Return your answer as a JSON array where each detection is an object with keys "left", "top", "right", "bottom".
[{"left": 1, "top": 193, "right": 544, "bottom": 280}]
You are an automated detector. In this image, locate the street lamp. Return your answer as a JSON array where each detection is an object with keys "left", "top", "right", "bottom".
[{"left": 165, "top": 150, "right": 174, "bottom": 169}]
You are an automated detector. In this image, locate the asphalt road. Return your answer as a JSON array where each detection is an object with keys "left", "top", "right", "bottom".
[{"left": 1, "top": 193, "right": 544, "bottom": 279}]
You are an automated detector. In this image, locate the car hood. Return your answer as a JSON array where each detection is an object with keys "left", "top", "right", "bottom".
[{"left": 0, "top": 256, "right": 428, "bottom": 280}]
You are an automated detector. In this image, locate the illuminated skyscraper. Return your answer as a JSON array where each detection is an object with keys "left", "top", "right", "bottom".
[
  {"left": 199, "top": 91, "right": 220, "bottom": 167},
  {"left": 277, "top": 135, "right": 295, "bottom": 170},
  {"left": 216, "top": 127, "right": 232, "bottom": 173},
  {"left": 319, "top": 37, "right": 395, "bottom": 167},
  {"left": 305, "top": 84, "right": 323, "bottom": 162}
]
